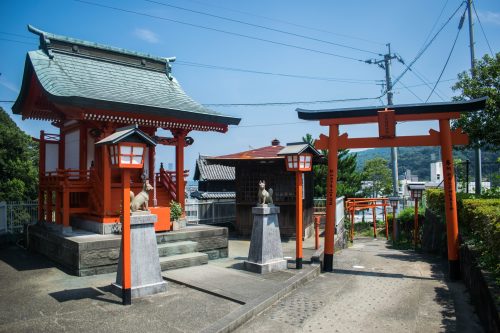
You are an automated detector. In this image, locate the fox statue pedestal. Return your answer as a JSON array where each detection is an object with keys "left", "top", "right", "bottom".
[
  {"left": 244, "top": 205, "right": 287, "bottom": 274},
  {"left": 111, "top": 211, "right": 167, "bottom": 298}
]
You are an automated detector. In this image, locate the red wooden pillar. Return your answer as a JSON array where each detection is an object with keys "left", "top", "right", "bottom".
[
  {"left": 172, "top": 130, "right": 187, "bottom": 210},
  {"left": 350, "top": 204, "right": 355, "bottom": 242},
  {"left": 63, "top": 189, "right": 69, "bottom": 227},
  {"left": 102, "top": 146, "right": 111, "bottom": 216},
  {"left": 314, "top": 215, "right": 320, "bottom": 250},
  {"left": 384, "top": 202, "right": 388, "bottom": 240},
  {"left": 372, "top": 205, "right": 377, "bottom": 238},
  {"left": 46, "top": 190, "right": 53, "bottom": 223},
  {"left": 414, "top": 198, "right": 419, "bottom": 248},
  {"left": 295, "top": 171, "right": 303, "bottom": 269},
  {"left": 79, "top": 124, "right": 87, "bottom": 172},
  {"left": 55, "top": 190, "right": 61, "bottom": 225},
  {"left": 439, "top": 119, "right": 460, "bottom": 280},
  {"left": 148, "top": 145, "right": 155, "bottom": 185},
  {"left": 121, "top": 169, "right": 132, "bottom": 305},
  {"left": 324, "top": 124, "right": 339, "bottom": 272}
]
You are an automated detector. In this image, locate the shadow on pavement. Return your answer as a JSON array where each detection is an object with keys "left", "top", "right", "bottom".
[
  {"left": 0, "top": 246, "right": 56, "bottom": 271},
  {"left": 49, "top": 286, "right": 121, "bottom": 305},
  {"left": 330, "top": 268, "right": 438, "bottom": 281}
]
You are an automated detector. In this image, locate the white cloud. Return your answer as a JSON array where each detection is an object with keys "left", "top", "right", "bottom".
[
  {"left": 133, "top": 28, "right": 160, "bottom": 44},
  {"left": 477, "top": 11, "right": 500, "bottom": 26}
]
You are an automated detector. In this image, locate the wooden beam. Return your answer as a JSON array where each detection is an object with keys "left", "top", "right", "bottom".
[{"left": 319, "top": 112, "right": 461, "bottom": 125}]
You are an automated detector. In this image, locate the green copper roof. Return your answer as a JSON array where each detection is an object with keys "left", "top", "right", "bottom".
[{"left": 13, "top": 26, "right": 240, "bottom": 127}]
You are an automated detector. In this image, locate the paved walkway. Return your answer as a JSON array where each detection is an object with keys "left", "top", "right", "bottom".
[
  {"left": 0, "top": 236, "right": 483, "bottom": 332},
  {"left": 237, "top": 237, "right": 483, "bottom": 333}
]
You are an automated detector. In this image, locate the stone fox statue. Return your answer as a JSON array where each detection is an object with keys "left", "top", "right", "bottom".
[
  {"left": 130, "top": 180, "right": 154, "bottom": 212},
  {"left": 258, "top": 180, "right": 273, "bottom": 205}
]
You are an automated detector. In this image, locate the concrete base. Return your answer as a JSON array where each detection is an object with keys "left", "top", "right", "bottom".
[
  {"left": 71, "top": 216, "right": 120, "bottom": 235},
  {"left": 28, "top": 223, "right": 229, "bottom": 276},
  {"left": 113, "top": 211, "right": 167, "bottom": 299},
  {"left": 244, "top": 205, "right": 286, "bottom": 274},
  {"left": 172, "top": 217, "right": 187, "bottom": 231},
  {"left": 243, "top": 258, "right": 287, "bottom": 274}
]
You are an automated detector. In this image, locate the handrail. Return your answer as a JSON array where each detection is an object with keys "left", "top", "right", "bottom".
[{"left": 158, "top": 170, "right": 177, "bottom": 201}]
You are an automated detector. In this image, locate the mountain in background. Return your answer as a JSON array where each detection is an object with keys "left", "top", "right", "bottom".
[{"left": 353, "top": 147, "right": 498, "bottom": 181}]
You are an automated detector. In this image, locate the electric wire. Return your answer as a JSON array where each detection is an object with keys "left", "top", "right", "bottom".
[
  {"left": 418, "top": 0, "right": 450, "bottom": 54},
  {"left": 144, "top": 0, "right": 382, "bottom": 55},
  {"left": 176, "top": 60, "right": 379, "bottom": 84},
  {"left": 392, "top": 1, "right": 466, "bottom": 88},
  {"left": 236, "top": 121, "right": 308, "bottom": 128},
  {"left": 0, "top": 38, "right": 36, "bottom": 46},
  {"left": 72, "top": 0, "right": 367, "bottom": 63},
  {"left": 425, "top": 8, "right": 466, "bottom": 102},
  {"left": 398, "top": 79, "right": 424, "bottom": 102},
  {"left": 203, "top": 95, "right": 385, "bottom": 107},
  {"left": 176, "top": 0, "right": 386, "bottom": 46},
  {"left": 472, "top": 1, "right": 494, "bottom": 56}
]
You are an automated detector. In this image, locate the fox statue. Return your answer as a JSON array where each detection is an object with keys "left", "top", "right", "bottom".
[{"left": 257, "top": 180, "right": 273, "bottom": 205}]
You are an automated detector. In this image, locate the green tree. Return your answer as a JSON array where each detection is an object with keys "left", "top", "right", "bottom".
[
  {"left": 361, "top": 157, "right": 392, "bottom": 197},
  {"left": 452, "top": 53, "right": 500, "bottom": 150},
  {"left": 302, "top": 133, "right": 361, "bottom": 198},
  {"left": 0, "top": 107, "right": 38, "bottom": 201}
]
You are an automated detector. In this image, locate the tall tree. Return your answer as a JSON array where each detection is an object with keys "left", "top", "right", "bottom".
[
  {"left": 0, "top": 107, "right": 38, "bottom": 201},
  {"left": 452, "top": 53, "right": 499, "bottom": 150},
  {"left": 302, "top": 133, "right": 361, "bottom": 198},
  {"left": 361, "top": 157, "right": 392, "bottom": 197}
]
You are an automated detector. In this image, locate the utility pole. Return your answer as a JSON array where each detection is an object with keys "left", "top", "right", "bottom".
[
  {"left": 467, "top": 0, "right": 482, "bottom": 195},
  {"left": 366, "top": 44, "right": 399, "bottom": 197}
]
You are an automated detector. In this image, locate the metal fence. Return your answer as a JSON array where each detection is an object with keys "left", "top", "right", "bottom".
[
  {"left": 185, "top": 199, "right": 236, "bottom": 225},
  {"left": 313, "top": 197, "right": 345, "bottom": 225},
  {"left": 0, "top": 201, "right": 38, "bottom": 234}
]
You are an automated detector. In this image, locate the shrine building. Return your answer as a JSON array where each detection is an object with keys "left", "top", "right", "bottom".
[{"left": 12, "top": 25, "right": 240, "bottom": 234}]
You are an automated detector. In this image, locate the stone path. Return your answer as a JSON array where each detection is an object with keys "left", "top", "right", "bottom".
[{"left": 237, "top": 237, "right": 484, "bottom": 333}]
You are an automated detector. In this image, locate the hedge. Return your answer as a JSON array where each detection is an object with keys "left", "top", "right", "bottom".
[{"left": 425, "top": 189, "right": 500, "bottom": 282}]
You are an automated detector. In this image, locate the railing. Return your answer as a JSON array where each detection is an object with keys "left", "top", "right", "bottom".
[
  {"left": 0, "top": 201, "right": 38, "bottom": 234},
  {"left": 89, "top": 168, "right": 103, "bottom": 213},
  {"left": 185, "top": 199, "right": 236, "bottom": 225},
  {"left": 41, "top": 169, "right": 92, "bottom": 188},
  {"left": 313, "top": 197, "right": 345, "bottom": 226},
  {"left": 157, "top": 169, "right": 190, "bottom": 202}
]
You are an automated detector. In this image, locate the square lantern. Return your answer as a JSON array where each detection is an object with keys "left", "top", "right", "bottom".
[
  {"left": 388, "top": 196, "right": 399, "bottom": 209},
  {"left": 278, "top": 143, "right": 322, "bottom": 172},
  {"left": 96, "top": 124, "right": 156, "bottom": 169},
  {"left": 109, "top": 143, "right": 146, "bottom": 169},
  {"left": 407, "top": 183, "right": 425, "bottom": 200}
]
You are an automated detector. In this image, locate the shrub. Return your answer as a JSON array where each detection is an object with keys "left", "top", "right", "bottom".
[{"left": 170, "top": 200, "right": 183, "bottom": 221}]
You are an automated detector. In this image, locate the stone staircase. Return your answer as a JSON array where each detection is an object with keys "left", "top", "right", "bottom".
[
  {"left": 154, "top": 225, "right": 229, "bottom": 272},
  {"left": 157, "top": 240, "right": 208, "bottom": 271}
]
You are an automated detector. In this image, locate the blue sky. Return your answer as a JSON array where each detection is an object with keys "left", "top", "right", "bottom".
[{"left": 1, "top": 0, "right": 499, "bottom": 173}]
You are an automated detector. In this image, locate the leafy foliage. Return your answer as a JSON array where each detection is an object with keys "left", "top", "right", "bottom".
[
  {"left": 0, "top": 108, "right": 38, "bottom": 201},
  {"left": 170, "top": 200, "right": 183, "bottom": 221},
  {"left": 361, "top": 157, "right": 392, "bottom": 197},
  {"left": 452, "top": 53, "right": 500, "bottom": 150},
  {"left": 302, "top": 133, "right": 361, "bottom": 198}
]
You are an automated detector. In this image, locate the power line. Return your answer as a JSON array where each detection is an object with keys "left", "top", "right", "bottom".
[
  {"left": 472, "top": 1, "right": 494, "bottom": 56},
  {"left": 176, "top": 60, "right": 380, "bottom": 84},
  {"left": 144, "top": 0, "right": 382, "bottom": 56},
  {"left": 236, "top": 121, "right": 308, "bottom": 128},
  {"left": 0, "top": 38, "right": 37, "bottom": 46},
  {"left": 73, "top": 0, "right": 367, "bottom": 63},
  {"left": 418, "top": 0, "right": 450, "bottom": 54},
  {"left": 392, "top": 1, "right": 466, "bottom": 88},
  {"left": 176, "top": 0, "right": 386, "bottom": 46},
  {"left": 426, "top": 8, "right": 467, "bottom": 102},
  {"left": 0, "top": 100, "right": 15, "bottom": 103},
  {"left": 203, "top": 95, "right": 385, "bottom": 107},
  {"left": 398, "top": 79, "right": 424, "bottom": 102},
  {"left": 0, "top": 32, "right": 37, "bottom": 40}
]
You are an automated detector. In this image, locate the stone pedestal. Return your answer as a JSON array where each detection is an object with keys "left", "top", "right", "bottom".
[
  {"left": 244, "top": 205, "right": 287, "bottom": 274},
  {"left": 111, "top": 211, "right": 167, "bottom": 298}
]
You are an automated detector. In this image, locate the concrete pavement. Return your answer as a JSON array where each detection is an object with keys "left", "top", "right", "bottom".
[
  {"left": 237, "top": 237, "right": 483, "bottom": 333},
  {"left": 0, "top": 235, "right": 483, "bottom": 332}
]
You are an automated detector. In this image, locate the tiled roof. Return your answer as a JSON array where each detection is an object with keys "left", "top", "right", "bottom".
[
  {"left": 214, "top": 145, "right": 285, "bottom": 160},
  {"left": 194, "top": 156, "right": 235, "bottom": 181},
  {"left": 190, "top": 191, "right": 236, "bottom": 199},
  {"left": 13, "top": 26, "right": 240, "bottom": 127}
]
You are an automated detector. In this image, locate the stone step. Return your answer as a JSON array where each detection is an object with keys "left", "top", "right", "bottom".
[
  {"left": 159, "top": 252, "right": 208, "bottom": 271},
  {"left": 157, "top": 241, "right": 198, "bottom": 257}
]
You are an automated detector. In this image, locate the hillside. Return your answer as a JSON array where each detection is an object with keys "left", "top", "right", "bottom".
[{"left": 353, "top": 147, "right": 498, "bottom": 181}]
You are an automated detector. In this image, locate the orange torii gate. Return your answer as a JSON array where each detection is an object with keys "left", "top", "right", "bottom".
[
  {"left": 297, "top": 97, "right": 486, "bottom": 280},
  {"left": 346, "top": 198, "right": 389, "bottom": 241}
]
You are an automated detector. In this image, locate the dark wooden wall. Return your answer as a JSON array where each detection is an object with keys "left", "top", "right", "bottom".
[
  {"left": 234, "top": 159, "right": 314, "bottom": 237},
  {"left": 198, "top": 180, "right": 235, "bottom": 192}
]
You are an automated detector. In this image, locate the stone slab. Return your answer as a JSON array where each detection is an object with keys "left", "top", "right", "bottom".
[{"left": 243, "top": 259, "right": 287, "bottom": 274}]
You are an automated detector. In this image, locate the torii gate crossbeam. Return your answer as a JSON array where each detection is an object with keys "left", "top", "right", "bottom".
[{"left": 297, "top": 97, "right": 487, "bottom": 280}]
